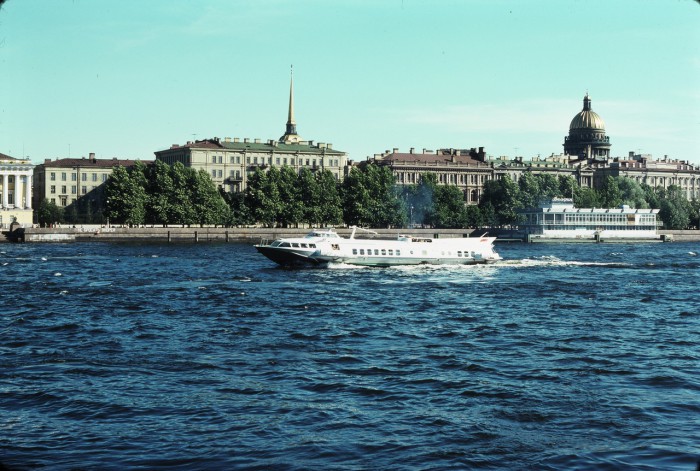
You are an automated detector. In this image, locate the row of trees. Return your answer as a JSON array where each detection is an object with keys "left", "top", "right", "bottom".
[
  {"left": 480, "top": 172, "right": 700, "bottom": 230},
  {"left": 37, "top": 161, "right": 700, "bottom": 230}
]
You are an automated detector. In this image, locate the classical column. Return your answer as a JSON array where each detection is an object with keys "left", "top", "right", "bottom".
[
  {"left": 25, "top": 173, "right": 32, "bottom": 209},
  {"left": 2, "top": 173, "right": 8, "bottom": 209},
  {"left": 14, "top": 173, "right": 22, "bottom": 207}
]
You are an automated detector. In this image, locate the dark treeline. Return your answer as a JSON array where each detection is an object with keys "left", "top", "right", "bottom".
[{"left": 36, "top": 161, "right": 700, "bottom": 230}]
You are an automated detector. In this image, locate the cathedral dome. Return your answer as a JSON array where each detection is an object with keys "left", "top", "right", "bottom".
[{"left": 569, "top": 94, "right": 605, "bottom": 131}]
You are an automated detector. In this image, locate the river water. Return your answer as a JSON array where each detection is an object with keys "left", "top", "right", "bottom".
[{"left": 1, "top": 240, "right": 699, "bottom": 470}]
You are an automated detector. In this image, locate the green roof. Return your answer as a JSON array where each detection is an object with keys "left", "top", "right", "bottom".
[{"left": 219, "top": 140, "right": 345, "bottom": 155}]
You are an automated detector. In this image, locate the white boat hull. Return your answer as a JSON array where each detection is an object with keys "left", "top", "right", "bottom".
[{"left": 254, "top": 229, "right": 501, "bottom": 267}]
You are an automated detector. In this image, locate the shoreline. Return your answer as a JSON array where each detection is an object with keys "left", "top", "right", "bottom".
[{"left": 4, "top": 226, "right": 700, "bottom": 243}]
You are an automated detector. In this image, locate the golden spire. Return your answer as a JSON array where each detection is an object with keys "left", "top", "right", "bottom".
[
  {"left": 288, "top": 65, "right": 295, "bottom": 126},
  {"left": 280, "top": 65, "right": 300, "bottom": 143}
]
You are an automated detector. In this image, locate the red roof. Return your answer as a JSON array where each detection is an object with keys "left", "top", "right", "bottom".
[
  {"left": 381, "top": 152, "right": 486, "bottom": 166},
  {"left": 0, "top": 152, "right": 20, "bottom": 161}
]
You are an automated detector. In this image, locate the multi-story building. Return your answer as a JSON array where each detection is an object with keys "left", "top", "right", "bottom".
[
  {"left": 367, "top": 147, "right": 492, "bottom": 204},
  {"left": 155, "top": 74, "right": 349, "bottom": 192},
  {"left": 0, "top": 152, "right": 34, "bottom": 228},
  {"left": 593, "top": 152, "right": 699, "bottom": 200},
  {"left": 368, "top": 93, "right": 698, "bottom": 203},
  {"left": 33, "top": 153, "right": 141, "bottom": 212}
]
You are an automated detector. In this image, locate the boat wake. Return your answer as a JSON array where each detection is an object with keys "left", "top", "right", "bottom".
[{"left": 496, "top": 256, "right": 632, "bottom": 269}]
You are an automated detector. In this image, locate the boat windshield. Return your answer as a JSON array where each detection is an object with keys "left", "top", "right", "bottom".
[{"left": 307, "top": 231, "right": 339, "bottom": 238}]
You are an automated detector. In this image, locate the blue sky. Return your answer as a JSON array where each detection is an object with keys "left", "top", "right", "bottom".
[{"left": 1, "top": 0, "right": 699, "bottom": 164}]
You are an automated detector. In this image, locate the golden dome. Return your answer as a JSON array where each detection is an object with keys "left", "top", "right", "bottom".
[{"left": 569, "top": 94, "right": 605, "bottom": 131}]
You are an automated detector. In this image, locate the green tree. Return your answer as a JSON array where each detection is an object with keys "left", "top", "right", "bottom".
[
  {"left": 690, "top": 199, "right": 700, "bottom": 229},
  {"left": 277, "top": 166, "right": 303, "bottom": 227},
  {"left": 658, "top": 185, "right": 692, "bottom": 229},
  {"left": 189, "top": 169, "right": 230, "bottom": 226},
  {"left": 299, "top": 168, "right": 322, "bottom": 226},
  {"left": 537, "top": 173, "right": 560, "bottom": 200},
  {"left": 600, "top": 176, "right": 623, "bottom": 208},
  {"left": 168, "top": 162, "right": 197, "bottom": 226},
  {"left": 246, "top": 168, "right": 281, "bottom": 227},
  {"left": 641, "top": 183, "right": 661, "bottom": 209},
  {"left": 433, "top": 185, "right": 467, "bottom": 228},
  {"left": 145, "top": 160, "right": 175, "bottom": 225},
  {"left": 399, "top": 173, "right": 438, "bottom": 227},
  {"left": 465, "top": 204, "right": 483, "bottom": 228},
  {"left": 105, "top": 164, "right": 147, "bottom": 225},
  {"left": 362, "top": 164, "right": 405, "bottom": 228},
  {"left": 480, "top": 174, "right": 520, "bottom": 226},
  {"left": 575, "top": 186, "right": 601, "bottom": 208},
  {"left": 558, "top": 175, "right": 578, "bottom": 200},
  {"left": 617, "top": 177, "right": 649, "bottom": 209},
  {"left": 341, "top": 166, "right": 372, "bottom": 226},
  {"left": 315, "top": 169, "right": 343, "bottom": 227},
  {"left": 220, "top": 189, "right": 253, "bottom": 226},
  {"left": 517, "top": 172, "right": 541, "bottom": 209},
  {"left": 36, "top": 199, "right": 64, "bottom": 227}
]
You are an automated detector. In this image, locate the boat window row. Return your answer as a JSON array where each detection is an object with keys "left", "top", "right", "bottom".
[
  {"left": 352, "top": 248, "right": 402, "bottom": 256},
  {"left": 538, "top": 225, "right": 657, "bottom": 231},
  {"left": 274, "top": 242, "right": 316, "bottom": 248},
  {"left": 528, "top": 213, "right": 657, "bottom": 225}
]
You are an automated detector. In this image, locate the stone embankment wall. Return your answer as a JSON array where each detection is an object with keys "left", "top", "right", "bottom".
[
  {"left": 5, "top": 227, "right": 700, "bottom": 243},
  {"left": 12, "top": 226, "right": 479, "bottom": 243}
]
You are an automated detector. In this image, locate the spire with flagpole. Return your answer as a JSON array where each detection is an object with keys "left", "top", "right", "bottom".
[{"left": 280, "top": 65, "right": 301, "bottom": 144}]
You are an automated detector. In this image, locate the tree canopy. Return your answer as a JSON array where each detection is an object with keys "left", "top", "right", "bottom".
[{"left": 93, "top": 164, "right": 700, "bottom": 230}]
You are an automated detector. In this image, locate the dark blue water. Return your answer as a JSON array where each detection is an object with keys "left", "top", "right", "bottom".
[{"left": 1, "top": 240, "right": 699, "bottom": 470}]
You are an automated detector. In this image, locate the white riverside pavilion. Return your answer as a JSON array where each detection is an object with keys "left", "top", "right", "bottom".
[{"left": 519, "top": 198, "right": 660, "bottom": 241}]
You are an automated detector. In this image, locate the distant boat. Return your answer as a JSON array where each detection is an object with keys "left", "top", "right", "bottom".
[{"left": 254, "top": 227, "right": 502, "bottom": 267}]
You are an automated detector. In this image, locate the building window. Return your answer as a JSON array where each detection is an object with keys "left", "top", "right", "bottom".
[
  {"left": 50, "top": 172, "right": 56, "bottom": 181},
  {"left": 291, "top": 158, "right": 295, "bottom": 165},
  {"left": 92, "top": 173, "right": 97, "bottom": 182},
  {"left": 71, "top": 186, "right": 77, "bottom": 194},
  {"left": 276, "top": 157, "right": 280, "bottom": 165},
  {"left": 61, "top": 172, "right": 67, "bottom": 181},
  {"left": 236, "top": 156, "right": 241, "bottom": 164},
  {"left": 82, "top": 186, "right": 87, "bottom": 195},
  {"left": 218, "top": 170, "right": 222, "bottom": 178},
  {"left": 50, "top": 185, "right": 56, "bottom": 194},
  {"left": 218, "top": 156, "right": 223, "bottom": 163},
  {"left": 82, "top": 173, "right": 87, "bottom": 181},
  {"left": 71, "top": 173, "right": 77, "bottom": 181},
  {"left": 102, "top": 174, "right": 107, "bottom": 182},
  {"left": 212, "top": 156, "right": 216, "bottom": 163},
  {"left": 212, "top": 170, "right": 217, "bottom": 177},
  {"left": 61, "top": 185, "right": 67, "bottom": 194}
]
